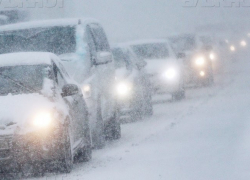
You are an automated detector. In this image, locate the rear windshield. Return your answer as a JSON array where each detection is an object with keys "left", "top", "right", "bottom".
[
  {"left": 112, "top": 48, "right": 132, "bottom": 69},
  {"left": 0, "top": 26, "right": 76, "bottom": 55},
  {"left": 169, "top": 35, "right": 196, "bottom": 53},
  {"left": 132, "top": 43, "right": 169, "bottom": 59}
]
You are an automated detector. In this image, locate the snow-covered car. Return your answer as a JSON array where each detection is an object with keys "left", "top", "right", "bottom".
[
  {"left": 127, "top": 40, "right": 185, "bottom": 100},
  {"left": 0, "top": 52, "right": 91, "bottom": 174},
  {"left": 169, "top": 34, "right": 214, "bottom": 86},
  {"left": 112, "top": 45, "right": 153, "bottom": 121},
  {"left": 0, "top": 18, "right": 121, "bottom": 149}
]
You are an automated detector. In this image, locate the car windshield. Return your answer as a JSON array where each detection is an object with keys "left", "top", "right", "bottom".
[
  {"left": 0, "top": 26, "right": 76, "bottom": 55},
  {"left": 169, "top": 35, "right": 197, "bottom": 53},
  {"left": 132, "top": 43, "right": 169, "bottom": 59},
  {"left": 0, "top": 65, "right": 50, "bottom": 96},
  {"left": 112, "top": 48, "right": 132, "bottom": 69}
]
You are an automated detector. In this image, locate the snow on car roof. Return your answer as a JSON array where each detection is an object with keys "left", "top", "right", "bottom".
[
  {"left": 124, "top": 39, "right": 169, "bottom": 46},
  {"left": 0, "top": 17, "right": 99, "bottom": 32},
  {"left": 0, "top": 52, "right": 56, "bottom": 67}
]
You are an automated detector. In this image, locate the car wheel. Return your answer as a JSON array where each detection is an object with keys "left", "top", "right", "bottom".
[
  {"left": 77, "top": 107, "right": 92, "bottom": 162},
  {"left": 172, "top": 90, "right": 185, "bottom": 101},
  {"left": 105, "top": 107, "right": 121, "bottom": 140},
  {"left": 143, "top": 93, "right": 153, "bottom": 116},
  {"left": 77, "top": 145, "right": 92, "bottom": 162},
  {"left": 59, "top": 126, "right": 73, "bottom": 173},
  {"left": 92, "top": 95, "right": 105, "bottom": 149}
]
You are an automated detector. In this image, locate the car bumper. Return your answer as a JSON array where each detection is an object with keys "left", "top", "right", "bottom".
[
  {"left": 185, "top": 68, "right": 212, "bottom": 84},
  {"left": 0, "top": 128, "right": 64, "bottom": 165},
  {"left": 149, "top": 76, "right": 181, "bottom": 94}
]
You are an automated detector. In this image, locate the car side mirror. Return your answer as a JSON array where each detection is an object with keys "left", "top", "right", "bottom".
[
  {"left": 177, "top": 52, "right": 186, "bottom": 59},
  {"left": 96, "top": 51, "right": 113, "bottom": 65},
  {"left": 61, "top": 84, "right": 79, "bottom": 97}
]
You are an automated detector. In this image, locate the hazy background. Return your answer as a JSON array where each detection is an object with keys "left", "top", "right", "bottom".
[{"left": 2, "top": 0, "right": 250, "bottom": 42}]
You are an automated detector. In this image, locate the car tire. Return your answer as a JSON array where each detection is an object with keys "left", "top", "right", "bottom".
[
  {"left": 77, "top": 145, "right": 92, "bottom": 162},
  {"left": 105, "top": 107, "right": 121, "bottom": 140},
  {"left": 172, "top": 90, "right": 185, "bottom": 101},
  {"left": 143, "top": 93, "right": 153, "bottom": 116},
  {"left": 59, "top": 125, "right": 73, "bottom": 173},
  {"left": 92, "top": 95, "right": 105, "bottom": 149}
]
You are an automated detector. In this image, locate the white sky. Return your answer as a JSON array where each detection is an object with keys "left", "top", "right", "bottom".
[{"left": 1, "top": 0, "right": 249, "bottom": 42}]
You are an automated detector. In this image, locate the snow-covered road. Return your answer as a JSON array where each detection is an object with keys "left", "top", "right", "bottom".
[{"left": 27, "top": 51, "right": 250, "bottom": 180}]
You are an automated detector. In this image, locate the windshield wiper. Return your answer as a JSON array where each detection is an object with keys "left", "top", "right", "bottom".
[{"left": 0, "top": 73, "right": 36, "bottom": 94}]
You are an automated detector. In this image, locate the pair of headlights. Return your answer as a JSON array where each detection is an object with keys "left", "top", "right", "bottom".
[
  {"left": 229, "top": 40, "right": 247, "bottom": 52},
  {"left": 195, "top": 53, "right": 215, "bottom": 66}
]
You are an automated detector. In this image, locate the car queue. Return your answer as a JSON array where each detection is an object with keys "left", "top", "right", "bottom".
[{"left": 0, "top": 17, "right": 247, "bottom": 176}]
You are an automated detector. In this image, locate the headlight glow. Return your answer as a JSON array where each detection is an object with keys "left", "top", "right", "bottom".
[
  {"left": 230, "top": 45, "right": 235, "bottom": 51},
  {"left": 33, "top": 112, "right": 52, "bottom": 128},
  {"left": 82, "top": 84, "right": 91, "bottom": 93},
  {"left": 195, "top": 57, "right": 205, "bottom": 66},
  {"left": 116, "top": 82, "right": 132, "bottom": 96},
  {"left": 200, "top": 71, "right": 205, "bottom": 77},
  {"left": 163, "top": 68, "right": 177, "bottom": 80},
  {"left": 240, "top": 40, "right": 247, "bottom": 47},
  {"left": 209, "top": 53, "right": 215, "bottom": 60}
]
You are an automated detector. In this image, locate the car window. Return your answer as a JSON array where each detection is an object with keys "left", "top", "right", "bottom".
[
  {"left": 86, "top": 25, "right": 97, "bottom": 65},
  {"left": 89, "top": 24, "right": 110, "bottom": 52},
  {"left": 112, "top": 48, "right": 131, "bottom": 69},
  {"left": 53, "top": 63, "right": 66, "bottom": 88},
  {"left": 58, "top": 62, "right": 70, "bottom": 78},
  {"left": 132, "top": 43, "right": 169, "bottom": 59},
  {"left": 0, "top": 26, "right": 76, "bottom": 55}
]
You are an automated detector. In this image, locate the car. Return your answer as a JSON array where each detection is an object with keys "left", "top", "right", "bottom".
[
  {"left": 169, "top": 34, "right": 214, "bottom": 86},
  {"left": 0, "top": 52, "right": 91, "bottom": 175},
  {"left": 0, "top": 18, "right": 121, "bottom": 149},
  {"left": 112, "top": 45, "right": 153, "bottom": 122},
  {"left": 126, "top": 39, "right": 185, "bottom": 100}
]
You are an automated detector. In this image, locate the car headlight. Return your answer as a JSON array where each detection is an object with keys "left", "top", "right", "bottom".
[
  {"left": 81, "top": 84, "right": 91, "bottom": 98},
  {"left": 195, "top": 57, "right": 205, "bottom": 66},
  {"left": 116, "top": 82, "right": 132, "bottom": 96},
  {"left": 209, "top": 53, "right": 215, "bottom": 60},
  {"left": 240, "top": 40, "right": 247, "bottom": 47},
  {"left": 33, "top": 112, "right": 52, "bottom": 128},
  {"left": 82, "top": 84, "right": 91, "bottom": 93},
  {"left": 200, "top": 71, "right": 205, "bottom": 77},
  {"left": 162, "top": 68, "right": 177, "bottom": 80},
  {"left": 230, "top": 45, "right": 235, "bottom": 51}
]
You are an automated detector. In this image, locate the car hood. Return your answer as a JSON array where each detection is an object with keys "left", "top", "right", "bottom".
[
  {"left": 0, "top": 94, "right": 65, "bottom": 135},
  {"left": 115, "top": 67, "right": 131, "bottom": 79},
  {"left": 144, "top": 59, "right": 180, "bottom": 75}
]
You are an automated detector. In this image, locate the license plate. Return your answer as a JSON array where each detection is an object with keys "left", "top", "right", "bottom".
[{"left": 0, "top": 140, "right": 9, "bottom": 149}]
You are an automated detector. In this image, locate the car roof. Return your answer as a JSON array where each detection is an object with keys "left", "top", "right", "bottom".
[
  {"left": 0, "top": 17, "right": 99, "bottom": 32},
  {"left": 0, "top": 52, "right": 58, "bottom": 67}
]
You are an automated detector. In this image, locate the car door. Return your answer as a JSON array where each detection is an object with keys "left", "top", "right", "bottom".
[
  {"left": 87, "top": 23, "right": 115, "bottom": 122},
  {"left": 58, "top": 61, "right": 90, "bottom": 146},
  {"left": 52, "top": 62, "right": 85, "bottom": 150}
]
